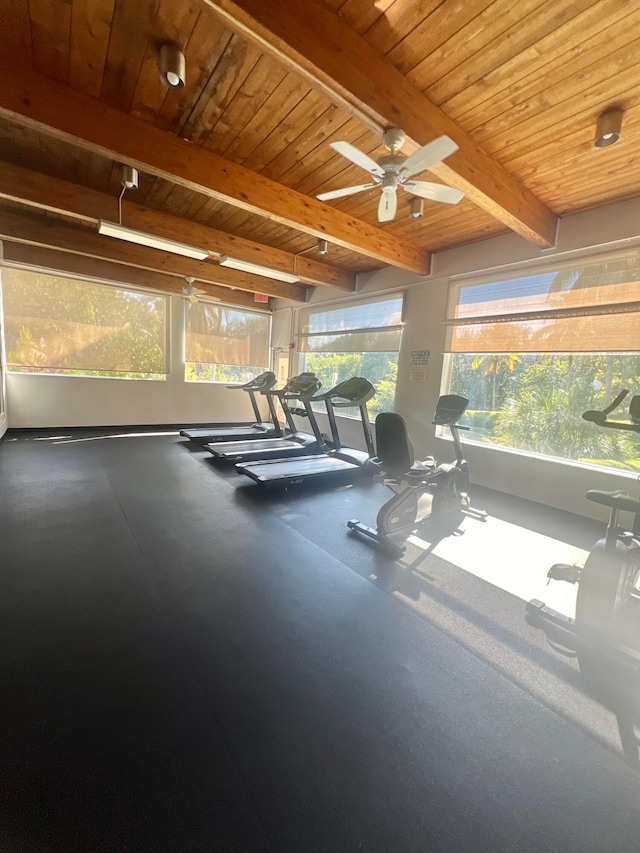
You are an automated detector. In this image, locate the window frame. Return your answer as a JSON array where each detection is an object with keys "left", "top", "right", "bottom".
[
  {"left": 439, "top": 248, "right": 640, "bottom": 472},
  {"left": 1, "top": 263, "right": 170, "bottom": 381},
  {"left": 297, "top": 292, "right": 405, "bottom": 419},
  {"left": 184, "top": 298, "right": 272, "bottom": 384}
]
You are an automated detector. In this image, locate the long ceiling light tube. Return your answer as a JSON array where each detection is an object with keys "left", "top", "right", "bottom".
[
  {"left": 98, "top": 221, "right": 209, "bottom": 260},
  {"left": 219, "top": 255, "right": 299, "bottom": 283}
]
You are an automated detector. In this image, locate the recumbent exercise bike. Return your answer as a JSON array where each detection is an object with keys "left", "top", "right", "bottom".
[
  {"left": 526, "top": 390, "right": 640, "bottom": 767},
  {"left": 348, "top": 394, "right": 486, "bottom": 558}
]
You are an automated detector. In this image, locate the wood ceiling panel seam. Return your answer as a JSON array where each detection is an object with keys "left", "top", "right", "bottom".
[
  {"left": 363, "top": 0, "right": 447, "bottom": 65},
  {"left": 29, "top": 0, "right": 72, "bottom": 83},
  {"left": 279, "top": 121, "right": 380, "bottom": 196},
  {"left": 257, "top": 105, "right": 357, "bottom": 183},
  {"left": 245, "top": 93, "right": 341, "bottom": 174},
  {"left": 337, "top": 0, "right": 396, "bottom": 36},
  {"left": 424, "top": 0, "right": 597, "bottom": 108},
  {"left": 291, "top": 127, "right": 383, "bottom": 198},
  {"left": 476, "top": 44, "right": 640, "bottom": 156},
  {"left": 1, "top": 0, "right": 33, "bottom": 62},
  {"left": 383, "top": 0, "right": 496, "bottom": 79},
  {"left": 459, "top": 10, "right": 640, "bottom": 138},
  {"left": 180, "top": 33, "right": 263, "bottom": 146},
  {"left": 128, "top": 0, "right": 202, "bottom": 125},
  {"left": 406, "top": 0, "right": 550, "bottom": 94},
  {"left": 203, "top": 53, "right": 288, "bottom": 155},
  {"left": 223, "top": 74, "right": 314, "bottom": 162},
  {"left": 501, "top": 102, "right": 640, "bottom": 173},
  {"left": 268, "top": 115, "right": 376, "bottom": 191},
  {"left": 156, "top": 13, "right": 234, "bottom": 135},
  {"left": 443, "top": 0, "right": 626, "bottom": 123},
  {"left": 69, "top": 0, "right": 115, "bottom": 99},
  {"left": 99, "top": 0, "right": 161, "bottom": 111}
]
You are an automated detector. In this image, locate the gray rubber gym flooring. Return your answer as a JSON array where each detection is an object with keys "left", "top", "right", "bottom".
[{"left": 1, "top": 429, "right": 639, "bottom": 852}]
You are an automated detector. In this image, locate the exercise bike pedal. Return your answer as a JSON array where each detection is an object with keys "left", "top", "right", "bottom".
[{"left": 547, "top": 563, "right": 582, "bottom": 584}]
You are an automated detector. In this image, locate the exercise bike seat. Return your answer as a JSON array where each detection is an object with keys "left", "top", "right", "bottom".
[
  {"left": 586, "top": 490, "right": 640, "bottom": 515},
  {"left": 375, "top": 412, "right": 423, "bottom": 477}
]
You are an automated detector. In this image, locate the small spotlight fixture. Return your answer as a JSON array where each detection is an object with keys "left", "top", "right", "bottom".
[
  {"left": 409, "top": 197, "right": 424, "bottom": 219},
  {"left": 159, "top": 43, "right": 186, "bottom": 90},
  {"left": 317, "top": 238, "right": 328, "bottom": 255},
  {"left": 120, "top": 164, "right": 138, "bottom": 190},
  {"left": 595, "top": 108, "right": 623, "bottom": 148}
]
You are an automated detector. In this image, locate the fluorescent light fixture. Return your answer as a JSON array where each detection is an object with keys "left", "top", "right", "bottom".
[
  {"left": 219, "top": 255, "right": 299, "bottom": 283},
  {"left": 98, "top": 221, "right": 209, "bottom": 260}
]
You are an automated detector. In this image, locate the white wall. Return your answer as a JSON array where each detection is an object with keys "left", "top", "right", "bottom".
[
  {"left": 278, "top": 196, "right": 640, "bottom": 521},
  {"left": 5, "top": 293, "right": 260, "bottom": 429}
]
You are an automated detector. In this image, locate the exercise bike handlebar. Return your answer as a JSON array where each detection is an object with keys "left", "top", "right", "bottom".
[{"left": 583, "top": 389, "right": 640, "bottom": 432}]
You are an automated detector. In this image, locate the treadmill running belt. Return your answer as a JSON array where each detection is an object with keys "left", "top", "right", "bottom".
[{"left": 238, "top": 455, "right": 358, "bottom": 483}]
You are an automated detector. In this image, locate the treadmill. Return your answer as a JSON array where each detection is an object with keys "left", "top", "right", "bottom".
[
  {"left": 205, "top": 372, "right": 325, "bottom": 462},
  {"left": 180, "top": 371, "right": 281, "bottom": 444},
  {"left": 235, "top": 376, "right": 376, "bottom": 488}
]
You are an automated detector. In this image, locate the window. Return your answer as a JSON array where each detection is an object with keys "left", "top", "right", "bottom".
[
  {"left": 185, "top": 301, "right": 270, "bottom": 383},
  {"left": 298, "top": 294, "right": 403, "bottom": 417},
  {"left": 1, "top": 268, "right": 167, "bottom": 379},
  {"left": 443, "top": 252, "right": 640, "bottom": 471}
]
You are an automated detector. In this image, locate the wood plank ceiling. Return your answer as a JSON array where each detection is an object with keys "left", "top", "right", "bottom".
[{"left": 0, "top": 0, "right": 638, "bottom": 303}]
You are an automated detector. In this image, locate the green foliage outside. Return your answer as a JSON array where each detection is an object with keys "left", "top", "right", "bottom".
[
  {"left": 3, "top": 270, "right": 165, "bottom": 379},
  {"left": 303, "top": 351, "right": 399, "bottom": 418},
  {"left": 450, "top": 352, "right": 640, "bottom": 471},
  {"left": 185, "top": 363, "right": 264, "bottom": 383}
]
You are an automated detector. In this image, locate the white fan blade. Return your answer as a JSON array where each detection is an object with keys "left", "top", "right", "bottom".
[
  {"left": 316, "top": 183, "right": 376, "bottom": 201},
  {"left": 399, "top": 135, "right": 459, "bottom": 179},
  {"left": 330, "top": 141, "right": 385, "bottom": 177},
  {"left": 378, "top": 190, "right": 397, "bottom": 222},
  {"left": 404, "top": 181, "right": 464, "bottom": 205}
]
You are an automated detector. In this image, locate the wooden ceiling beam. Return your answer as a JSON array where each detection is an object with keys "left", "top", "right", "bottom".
[
  {"left": 205, "top": 0, "right": 558, "bottom": 248},
  {"left": 1, "top": 243, "right": 259, "bottom": 309},
  {"left": 0, "top": 60, "right": 430, "bottom": 274},
  {"left": 0, "top": 206, "right": 307, "bottom": 301},
  {"left": 0, "top": 160, "right": 355, "bottom": 292}
]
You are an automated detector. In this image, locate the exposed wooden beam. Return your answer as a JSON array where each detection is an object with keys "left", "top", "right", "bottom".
[
  {"left": 205, "top": 0, "right": 558, "bottom": 248},
  {"left": 0, "top": 160, "right": 355, "bottom": 292},
  {"left": 0, "top": 206, "right": 308, "bottom": 301},
  {"left": 0, "top": 60, "right": 430, "bottom": 274},
  {"left": 1, "top": 243, "right": 259, "bottom": 309}
]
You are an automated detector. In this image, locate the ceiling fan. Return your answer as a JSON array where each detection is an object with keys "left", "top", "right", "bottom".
[
  {"left": 316, "top": 129, "right": 464, "bottom": 222},
  {"left": 182, "top": 276, "right": 208, "bottom": 303}
]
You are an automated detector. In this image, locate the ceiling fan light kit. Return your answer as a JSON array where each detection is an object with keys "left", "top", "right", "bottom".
[
  {"left": 219, "top": 255, "right": 300, "bottom": 283},
  {"left": 595, "top": 108, "right": 623, "bottom": 147},
  {"left": 159, "top": 43, "right": 186, "bottom": 89},
  {"left": 316, "top": 129, "right": 464, "bottom": 222}
]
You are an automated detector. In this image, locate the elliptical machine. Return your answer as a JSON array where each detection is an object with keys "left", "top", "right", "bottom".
[
  {"left": 526, "top": 390, "right": 640, "bottom": 766},
  {"left": 347, "top": 394, "right": 487, "bottom": 558}
]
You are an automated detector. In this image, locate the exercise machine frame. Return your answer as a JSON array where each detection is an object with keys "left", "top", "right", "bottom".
[{"left": 348, "top": 394, "right": 486, "bottom": 558}]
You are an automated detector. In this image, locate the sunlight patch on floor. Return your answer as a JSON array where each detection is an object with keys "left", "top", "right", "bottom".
[{"left": 408, "top": 514, "right": 588, "bottom": 616}]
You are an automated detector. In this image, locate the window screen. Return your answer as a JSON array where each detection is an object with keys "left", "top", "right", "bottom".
[{"left": 2, "top": 268, "right": 167, "bottom": 377}]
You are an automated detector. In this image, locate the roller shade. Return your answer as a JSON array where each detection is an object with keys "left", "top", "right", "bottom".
[
  {"left": 2, "top": 267, "right": 167, "bottom": 374},
  {"left": 446, "top": 253, "right": 640, "bottom": 353},
  {"left": 298, "top": 295, "right": 403, "bottom": 353},
  {"left": 185, "top": 301, "right": 270, "bottom": 367}
]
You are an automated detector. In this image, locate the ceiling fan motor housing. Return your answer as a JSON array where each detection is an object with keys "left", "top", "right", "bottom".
[{"left": 382, "top": 127, "right": 406, "bottom": 153}]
